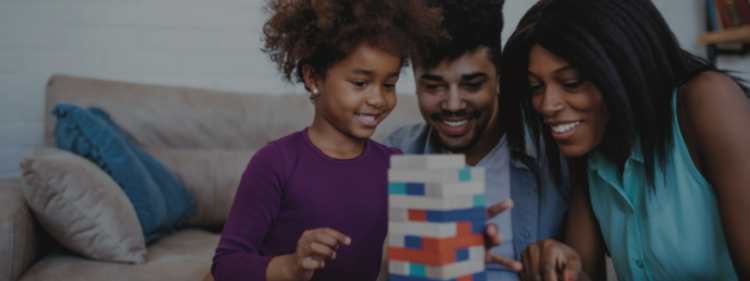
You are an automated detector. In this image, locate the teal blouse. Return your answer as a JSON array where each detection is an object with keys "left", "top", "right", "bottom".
[{"left": 587, "top": 90, "right": 737, "bottom": 280}]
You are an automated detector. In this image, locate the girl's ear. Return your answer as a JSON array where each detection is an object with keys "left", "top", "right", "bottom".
[{"left": 302, "top": 64, "right": 321, "bottom": 95}]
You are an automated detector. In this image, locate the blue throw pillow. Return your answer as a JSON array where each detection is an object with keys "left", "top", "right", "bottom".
[{"left": 52, "top": 103, "right": 195, "bottom": 243}]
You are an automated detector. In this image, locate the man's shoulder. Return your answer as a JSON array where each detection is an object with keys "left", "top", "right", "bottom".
[{"left": 380, "top": 122, "right": 430, "bottom": 154}]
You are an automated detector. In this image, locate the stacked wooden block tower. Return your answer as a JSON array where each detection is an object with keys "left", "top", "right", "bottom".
[{"left": 387, "top": 154, "right": 486, "bottom": 281}]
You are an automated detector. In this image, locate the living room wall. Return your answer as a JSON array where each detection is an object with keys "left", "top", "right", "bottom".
[{"left": 1, "top": 0, "right": 748, "bottom": 180}]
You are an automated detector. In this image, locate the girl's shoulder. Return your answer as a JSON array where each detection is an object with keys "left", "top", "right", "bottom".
[{"left": 368, "top": 139, "right": 404, "bottom": 157}]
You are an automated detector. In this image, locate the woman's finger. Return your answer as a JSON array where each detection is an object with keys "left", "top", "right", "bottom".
[
  {"left": 521, "top": 249, "right": 532, "bottom": 281},
  {"left": 486, "top": 252, "right": 523, "bottom": 272},
  {"left": 527, "top": 243, "right": 542, "bottom": 281},
  {"left": 561, "top": 254, "right": 583, "bottom": 281}
]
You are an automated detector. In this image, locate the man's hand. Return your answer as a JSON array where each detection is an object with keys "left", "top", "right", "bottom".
[
  {"left": 519, "top": 239, "right": 585, "bottom": 281},
  {"left": 485, "top": 199, "right": 523, "bottom": 271}
]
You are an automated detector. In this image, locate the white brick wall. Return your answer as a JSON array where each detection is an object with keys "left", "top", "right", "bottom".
[{"left": 0, "top": 0, "right": 748, "bottom": 180}]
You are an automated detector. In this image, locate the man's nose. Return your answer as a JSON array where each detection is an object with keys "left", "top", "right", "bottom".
[{"left": 442, "top": 85, "right": 466, "bottom": 112}]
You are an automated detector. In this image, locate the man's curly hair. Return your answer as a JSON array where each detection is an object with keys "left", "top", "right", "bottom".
[
  {"left": 421, "top": 0, "right": 505, "bottom": 71},
  {"left": 262, "top": 0, "right": 448, "bottom": 91}
]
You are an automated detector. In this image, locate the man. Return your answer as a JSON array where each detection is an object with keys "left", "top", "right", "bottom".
[{"left": 382, "top": 0, "right": 569, "bottom": 279}]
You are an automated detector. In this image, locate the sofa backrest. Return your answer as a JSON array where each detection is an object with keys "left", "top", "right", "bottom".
[
  {"left": 42, "top": 74, "right": 426, "bottom": 227},
  {"left": 44, "top": 74, "right": 424, "bottom": 150}
]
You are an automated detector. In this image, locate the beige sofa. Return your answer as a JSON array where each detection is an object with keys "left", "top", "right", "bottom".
[{"left": 0, "top": 74, "right": 423, "bottom": 281}]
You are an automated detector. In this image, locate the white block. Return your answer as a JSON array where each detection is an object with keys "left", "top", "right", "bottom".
[
  {"left": 389, "top": 194, "right": 478, "bottom": 211},
  {"left": 389, "top": 260, "right": 410, "bottom": 275},
  {"left": 388, "top": 259, "right": 485, "bottom": 279},
  {"left": 388, "top": 233, "right": 405, "bottom": 247},
  {"left": 388, "top": 221, "right": 457, "bottom": 238},
  {"left": 390, "top": 154, "right": 466, "bottom": 169},
  {"left": 388, "top": 168, "right": 485, "bottom": 183},
  {"left": 469, "top": 245, "right": 485, "bottom": 260},
  {"left": 424, "top": 181, "right": 485, "bottom": 197},
  {"left": 389, "top": 208, "right": 407, "bottom": 222}
]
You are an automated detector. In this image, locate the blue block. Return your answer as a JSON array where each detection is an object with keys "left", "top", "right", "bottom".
[
  {"left": 425, "top": 207, "right": 485, "bottom": 223},
  {"left": 389, "top": 183, "right": 407, "bottom": 194},
  {"left": 390, "top": 274, "right": 456, "bottom": 281},
  {"left": 473, "top": 271, "right": 486, "bottom": 281},
  {"left": 406, "top": 183, "right": 426, "bottom": 196},
  {"left": 405, "top": 235, "right": 422, "bottom": 250},
  {"left": 455, "top": 248, "right": 469, "bottom": 262},
  {"left": 409, "top": 263, "right": 426, "bottom": 277},
  {"left": 470, "top": 220, "right": 485, "bottom": 234},
  {"left": 459, "top": 168, "right": 472, "bottom": 181}
]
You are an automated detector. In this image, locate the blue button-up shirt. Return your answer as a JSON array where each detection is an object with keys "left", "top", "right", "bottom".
[{"left": 381, "top": 122, "right": 570, "bottom": 275}]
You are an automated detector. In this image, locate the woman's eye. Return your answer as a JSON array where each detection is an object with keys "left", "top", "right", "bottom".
[
  {"left": 562, "top": 81, "right": 583, "bottom": 89},
  {"left": 529, "top": 84, "right": 543, "bottom": 94}
]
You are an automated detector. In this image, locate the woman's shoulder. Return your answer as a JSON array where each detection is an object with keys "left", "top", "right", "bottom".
[{"left": 679, "top": 71, "right": 746, "bottom": 105}]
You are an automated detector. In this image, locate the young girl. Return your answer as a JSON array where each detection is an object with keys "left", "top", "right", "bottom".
[
  {"left": 211, "top": 1, "right": 445, "bottom": 281},
  {"left": 501, "top": 0, "right": 750, "bottom": 280}
]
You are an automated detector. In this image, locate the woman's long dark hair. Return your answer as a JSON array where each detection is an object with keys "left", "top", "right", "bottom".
[{"left": 502, "top": 0, "right": 749, "bottom": 187}]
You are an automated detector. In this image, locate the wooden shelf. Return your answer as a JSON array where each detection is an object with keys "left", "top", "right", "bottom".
[{"left": 698, "top": 25, "right": 750, "bottom": 45}]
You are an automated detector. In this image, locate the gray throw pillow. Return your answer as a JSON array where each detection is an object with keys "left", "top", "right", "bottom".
[{"left": 19, "top": 148, "right": 146, "bottom": 264}]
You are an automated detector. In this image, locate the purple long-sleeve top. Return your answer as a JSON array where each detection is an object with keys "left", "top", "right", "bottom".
[{"left": 212, "top": 129, "right": 401, "bottom": 281}]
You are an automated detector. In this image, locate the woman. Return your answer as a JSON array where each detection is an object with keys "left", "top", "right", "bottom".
[{"left": 501, "top": 0, "right": 750, "bottom": 280}]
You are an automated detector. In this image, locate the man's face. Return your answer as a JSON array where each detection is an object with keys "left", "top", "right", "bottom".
[{"left": 414, "top": 47, "right": 499, "bottom": 152}]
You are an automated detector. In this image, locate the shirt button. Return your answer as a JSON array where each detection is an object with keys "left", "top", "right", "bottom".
[{"left": 635, "top": 260, "right": 644, "bottom": 269}]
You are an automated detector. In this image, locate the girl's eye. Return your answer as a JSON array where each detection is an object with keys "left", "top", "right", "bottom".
[
  {"left": 353, "top": 81, "right": 366, "bottom": 87},
  {"left": 384, "top": 83, "right": 396, "bottom": 89}
]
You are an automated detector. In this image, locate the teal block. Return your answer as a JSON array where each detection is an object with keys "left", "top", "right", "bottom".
[
  {"left": 389, "top": 183, "right": 407, "bottom": 194},
  {"left": 459, "top": 168, "right": 472, "bottom": 182},
  {"left": 473, "top": 194, "right": 485, "bottom": 207},
  {"left": 409, "top": 263, "right": 426, "bottom": 277}
]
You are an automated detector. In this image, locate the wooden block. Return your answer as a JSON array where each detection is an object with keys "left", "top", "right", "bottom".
[
  {"left": 390, "top": 208, "right": 408, "bottom": 222},
  {"left": 388, "top": 168, "right": 485, "bottom": 183},
  {"left": 389, "top": 233, "right": 483, "bottom": 251},
  {"left": 389, "top": 272, "right": 484, "bottom": 281},
  {"left": 408, "top": 210, "right": 427, "bottom": 222},
  {"left": 424, "top": 207, "right": 485, "bottom": 223},
  {"left": 389, "top": 221, "right": 457, "bottom": 238},
  {"left": 390, "top": 154, "right": 466, "bottom": 169},
  {"left": 389, "top": 194, "right": 484, "bottom": 210},
  {"left": 389, "top": 260, "right": 485, "bottom": 280},
  {"left": 390, "top": 233, "right": 405, "bottom": 248},
  {"left": 388, "top": 245, "right": 484, "bottom": 266},
  {"left": 389, "top": 182, "right": 484, "bottom": 197}
]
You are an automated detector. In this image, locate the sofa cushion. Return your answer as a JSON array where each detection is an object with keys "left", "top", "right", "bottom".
[
  {"left": 147, "top": 149, "right": 255, "bottom": 226},
  {"left": 19, "top": 148, "right": 147, "bottom": 264},
  {"left": 0, "top": 179, "right": 39, "bottom": 281},
  {"left": 52, "top": 103, "right": 195, "bottom": 243},
  {"left": 18, "top": 228, "right": 219, "bottom": 281}
]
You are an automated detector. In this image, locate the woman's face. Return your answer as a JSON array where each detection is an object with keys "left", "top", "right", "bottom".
[
  {"left": 311, "top": 43, "right": 401, "bottom": 139},
  {"left": 527, "top": 44, "right": 610, "bottom": 157}
]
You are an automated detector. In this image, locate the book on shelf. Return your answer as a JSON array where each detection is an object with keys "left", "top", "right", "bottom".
[
  {"left": 708, "top": 0, "right": 721, "bottom": 31},
  {"left": 736, "top": 0, "right": 750, "bottom": 24},
  {"left": 716, "top": 0, "right": 735, "bottom": 28},
  {"left": 725, "top": 0, "right": 745, "bottom": 27}
]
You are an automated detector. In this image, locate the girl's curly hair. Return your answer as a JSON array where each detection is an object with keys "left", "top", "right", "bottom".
[{"left": 262, "top": 0, "right": 448, "bottom": 91}]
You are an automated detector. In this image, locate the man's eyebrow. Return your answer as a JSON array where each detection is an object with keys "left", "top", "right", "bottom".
[
  {"left": 420, "top": 74, "right": 443, "bottom": 82},
  {"left": 554, "top": 65, "right": 574, "bottom": 73},
  {"left": 461, "top": 72, "right": 487, "bottom": 81}
]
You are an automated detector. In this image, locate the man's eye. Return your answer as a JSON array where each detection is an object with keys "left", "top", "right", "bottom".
[
  {"left": 464, "top": 83, "right": 481, "bottom": 89},
  {"left": 425, "top": 84, "right": 441, "bottom": 90}
]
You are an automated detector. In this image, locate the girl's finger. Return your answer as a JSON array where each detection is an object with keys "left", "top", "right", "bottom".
[
  {"left": 322, "top": 228, "right": 352, "bottom": 245},
  {"left": 310, "top": 242, "right": 336, "bottom": 259},
  {"left": 300, "top": 257, "right": 324, "bottom": 270},
  {"left": 314, "top": 232, "right": 340, "bottom": 247}
]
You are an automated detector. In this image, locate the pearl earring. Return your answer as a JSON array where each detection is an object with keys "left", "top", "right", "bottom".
[{"left": 313, "top": 88, "right": 319, "bottom": 95}]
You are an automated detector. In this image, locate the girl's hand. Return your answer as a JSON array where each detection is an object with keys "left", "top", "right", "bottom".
[
  {"left": 288, "top": 228, "right": 352, "bottom": 281},
  {"left": 519, "top": 239, "right": 588, "bottom": 281}
]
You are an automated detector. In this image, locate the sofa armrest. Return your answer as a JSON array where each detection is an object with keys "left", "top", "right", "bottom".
[{"left": 0, "top": 179, "right": 38, "bottom": 281}]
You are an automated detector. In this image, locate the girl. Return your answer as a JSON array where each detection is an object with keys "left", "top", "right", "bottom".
[
  {"left": 211, "top": 1, "right": 446, "bottom": 281},
  {"left": 501, "top": 0, "right": 750, "bottom": 280}
]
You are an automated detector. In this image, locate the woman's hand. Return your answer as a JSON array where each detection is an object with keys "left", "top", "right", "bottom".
[
  {"left": 266, "top": 228, "right": 351, "bottom": 281},
  {"left": 519, "top": 239, "right": 588, "bottom": 281}
]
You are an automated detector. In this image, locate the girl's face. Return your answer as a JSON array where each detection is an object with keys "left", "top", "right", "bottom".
[
  {"left": 527, "top": 44, "right": 610, "bottom": 157},
  {"left": 311, "top": 43, "right": 401, "bottom": 139}
]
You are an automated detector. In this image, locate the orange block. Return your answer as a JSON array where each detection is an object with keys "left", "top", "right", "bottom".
[
  {"left": 422, "top": 234, "right": 483, "bottom": 251},
  {"left": 408, "top": 210, "right": 427, "bottom": 222},
  {"left": 457, "top": 275, "right": 473, "bottom": 281},
  {"left": 387, "top": 246, "right": 455, "bottom": 265}
]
